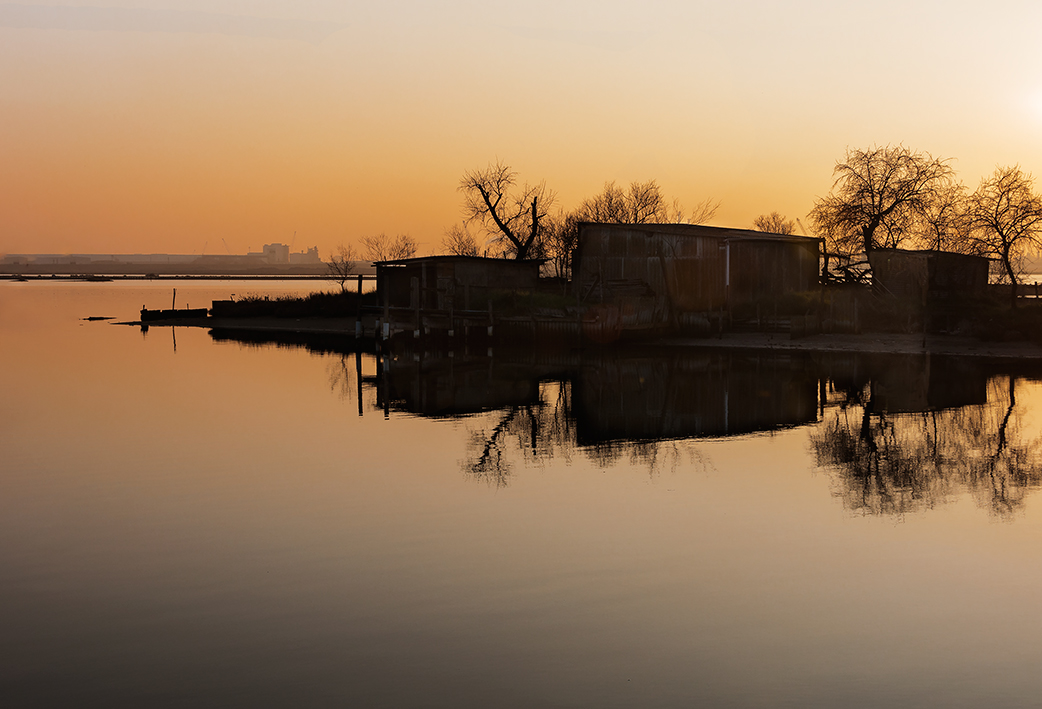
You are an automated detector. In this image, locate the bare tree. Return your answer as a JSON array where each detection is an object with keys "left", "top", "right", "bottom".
[
  {"left": 571, "top": 179, "right": 717, "bottom": 225},
  {"left": 326, "top": 244, "right": 358, "bottom": 292},
  {"left": 360, "top": 233, "right": 418, "bottom": 262},
  {"left": 459, "top": 161, "right": 555, "bottom": 260},
  {"left": 686, "top": 197, "right": 720, "bottom": 225},
  {"left": 809, "top": 145, "right": 955, "bottom": 256},
  {"left": 665, "top": 198, "right": 687, "bottom": 223},
  {"left": 573, "top": 181, "right": 631, "bottom": 222},
  {"left": 539, "top": 210, "right": 578, "bottom": 278},
  {"left": 966, "top": 166, "right": 1042, "bottom": 306},
  {"left": 916, "top": 178, "right": 971, "bottom": 252},
  {"left": 627, "top": 180, "right": 667, "bottom": 223},
  {"left": 439, "top": 223, "right": 480, "bottom": 256},
  {"left": 752, "top": 211, "right": 796, "bottom": 234}
]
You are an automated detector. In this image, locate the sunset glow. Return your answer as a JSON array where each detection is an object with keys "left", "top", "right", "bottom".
[{"left": 2, "top": 1, "right": 1040, "bottom": 257}]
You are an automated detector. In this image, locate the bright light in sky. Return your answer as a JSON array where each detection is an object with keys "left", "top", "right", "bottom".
[
  {"left": 1026, "top": 89, "right": 1042, "bottom": 123},
  {"left": 1, "top": 1, "right": 1041, "bottom": 257}
]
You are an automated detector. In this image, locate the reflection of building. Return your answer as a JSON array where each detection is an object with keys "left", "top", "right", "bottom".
[
  {"left": 376, "top": 347, "right": 821, "bottom": 440},
  {"left": 573, "top": 352, "right": 819, "bottom": 443},
  {"left": 381, "top": 357, "right": 546, "bottom": 416},
  {"left": 820, "top": 353, "right": 989, "bottom": 413}
]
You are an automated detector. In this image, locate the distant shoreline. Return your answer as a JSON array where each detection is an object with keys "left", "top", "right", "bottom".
[{"left": 1, "top": 273, "right": 364, "bottom": 282}]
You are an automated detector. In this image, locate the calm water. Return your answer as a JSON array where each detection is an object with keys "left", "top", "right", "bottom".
[{"left": 3, "top": 280, "right": 1042, "bottom": 708}]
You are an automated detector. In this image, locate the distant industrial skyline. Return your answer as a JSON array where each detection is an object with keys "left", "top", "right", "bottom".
[{"left": 2, "top": 1, "right": 1040, "bottom": 258}]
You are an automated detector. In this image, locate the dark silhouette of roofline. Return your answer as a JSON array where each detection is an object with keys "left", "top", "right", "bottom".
[
  {"left": 577, "top": 221, "right": 821, "bottom": 245},
  {"left": 373, "top": 255, "right": 548, "bottom": 266}
]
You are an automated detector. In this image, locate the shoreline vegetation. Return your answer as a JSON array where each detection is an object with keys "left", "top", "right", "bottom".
[{"left": 121, "top": 287, "right": 1042, "bottom": 361}]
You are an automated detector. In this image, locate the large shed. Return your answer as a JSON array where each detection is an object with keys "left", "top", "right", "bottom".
[{"left": 573, "top": 223, "right": 821, "bottom": 329}]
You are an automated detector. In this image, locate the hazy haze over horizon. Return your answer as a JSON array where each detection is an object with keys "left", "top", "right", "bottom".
[{"left": 2, "top": 0, "right": 1040, "bottom": 257}]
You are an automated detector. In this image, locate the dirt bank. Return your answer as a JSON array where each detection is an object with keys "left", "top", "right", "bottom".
[{"left": 657, "top": 332, "right": 1042, "bottom": 360}]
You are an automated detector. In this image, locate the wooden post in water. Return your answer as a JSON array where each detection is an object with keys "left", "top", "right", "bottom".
[
  {"left": 382, "top": 352, "right": 390, "bottom": 420},
  {"left": 355, "top": 274, "right": 363, "bottom": 337},
  {"left": 355, "top": 350, "right": 363, "bottom": 417}
]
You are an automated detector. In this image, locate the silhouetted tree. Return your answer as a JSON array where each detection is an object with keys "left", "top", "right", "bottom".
[
  {"left": 440, "top": 222, "right": 480, "bottom": 256},
  {"left": 574, "top": 180, "right": 664, "bottom": 223},
  {"left": 572, "top": 180, "right": 717, "bottom": 226},
  {"left": 752, "top": 211, "right": 796, "bottom": 234},
  {"left": 809, "top": 145, "right": 955, "bottom": 255},
  {"left": 916, "top": 178, "right": 971, "bottom": 252},
  {"left": 966, "top": 166, "right": 1042, "bottom": 306},
  {"left": 326, "top": 244, "right": 359, "bottom": 292},
  {"left": 361, "top": 233, "right": 418, "bottom": 262},
  {"left": 685, "top": 197, "right": 721, "bottom": 225},
  {"left": 538, "top": 211, "right": 578, "bottom": 278},
  {"left": 459, "top": 161, "right": 555, "bottom": 260}
]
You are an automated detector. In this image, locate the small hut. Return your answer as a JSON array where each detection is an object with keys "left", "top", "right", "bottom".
[{"left": 374, "top": 255, "right": 544, "bottom": 313}]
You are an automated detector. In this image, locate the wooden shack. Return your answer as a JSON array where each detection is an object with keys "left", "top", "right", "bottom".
[
  {"left": 573, "top": 223, "right": 821, "bottom": 332},
  {"left": 375, "top": 256, "right": 544, "bottom": 312}
]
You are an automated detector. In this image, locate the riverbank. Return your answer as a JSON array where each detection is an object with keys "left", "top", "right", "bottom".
[
  {"left": 121, "top": 316, "right": 367, "bottom": 335},
  {"left": 118, "top": 316, "right": 1042, "bottom": 360},
  {"left": 658, "top": 332, "right": 1042, "bottom": 360}
]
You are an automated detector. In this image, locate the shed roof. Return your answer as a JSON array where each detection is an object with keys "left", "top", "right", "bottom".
[
  {"left": 577, "top": 222, "right": 821, "bottom": 246},
  {"left": 871, "top": 247, "right": 993, "bottom": 262},
  {"left": 373, "top": 255, "right": 547, "bottom": 267}
]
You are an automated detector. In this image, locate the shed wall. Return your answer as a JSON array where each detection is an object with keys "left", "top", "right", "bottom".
[
  {"left": 576, "top": 224, "right": 820, "bottom": 318},
  {"left": 378, "top": 258, "right": 543, "bottom": 311}
]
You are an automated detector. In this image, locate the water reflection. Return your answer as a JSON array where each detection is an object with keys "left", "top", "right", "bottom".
[
  {"left": 462, "top": 383, "right": 577, "bottom": 487},
  {"left": 812, "top": 373, "right": 1042, "bottom": 518},
  {"left": 208, "top": 329, "right": 1042, "bottom": 513},
  {"left": 573, "top": 351, "right": 818, "bottom": 443}
]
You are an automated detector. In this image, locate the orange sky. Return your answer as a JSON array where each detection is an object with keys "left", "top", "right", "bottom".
[{"left": 2, "top": 1, "right": 1041, "bottom": 258}]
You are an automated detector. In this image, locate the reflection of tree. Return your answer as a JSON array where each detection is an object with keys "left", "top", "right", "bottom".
[
  {"left": 327, "top": 353, "right": 355, "bottom": 399},
  {"left": 327, "top": 351, "right": 378, "bottom": 415},
  {"left": 464, "top": 382, "right": 576, "bottom": 487},
  {"left": 811, "top": 377, "right": 1042, "bottom": 517},
  {"left": 463, "top": 381, "right": 713, "bottom": 486},
  {"left": 585, "top": 439, "right": 699, "bottom": 479}
]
